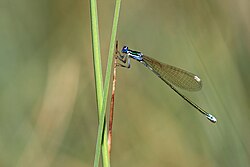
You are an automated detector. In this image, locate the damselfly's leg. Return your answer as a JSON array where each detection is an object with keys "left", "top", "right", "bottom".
[{"left": 115, "top": 51, "right": 131, "bottom": 68}]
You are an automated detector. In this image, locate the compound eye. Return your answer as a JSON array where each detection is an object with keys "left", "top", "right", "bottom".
[{"left": 121, "top": 46, "right": 128, "bottom": 53}]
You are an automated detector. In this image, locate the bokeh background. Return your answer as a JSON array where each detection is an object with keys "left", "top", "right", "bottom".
[{"left": 1, "top": 0, "right": 250, "bottom": 166}]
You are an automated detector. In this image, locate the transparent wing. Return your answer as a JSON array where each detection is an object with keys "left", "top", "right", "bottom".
[{"left": 142, "top": 55, "right": 202, "bottom": 91}]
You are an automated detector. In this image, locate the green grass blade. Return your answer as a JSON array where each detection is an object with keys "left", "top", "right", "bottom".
[
  {"left": 93, "top": 0, "right": 122, "bottom": 166},
  {"left": 89, "top": 0, "right": 105, "bottom": 166},
  {"left": 89, "top": 0, "right": 103, "bottom": 112},
  {"left": 101, "top": 0, "right": 122, "bottom": 166}
]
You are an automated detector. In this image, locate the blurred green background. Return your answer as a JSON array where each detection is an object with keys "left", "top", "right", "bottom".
[{"left": 1, "top": 0, "right": 250, "bottom": 166}]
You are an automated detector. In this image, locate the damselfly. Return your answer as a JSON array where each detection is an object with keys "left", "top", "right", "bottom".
[{"left": 117, "top": 46, "right": 217, "bottom": 123}]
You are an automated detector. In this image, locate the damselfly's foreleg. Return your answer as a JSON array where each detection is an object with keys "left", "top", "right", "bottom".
[{"left": 115, "top": 51, "right": 131, "bottom": 68}]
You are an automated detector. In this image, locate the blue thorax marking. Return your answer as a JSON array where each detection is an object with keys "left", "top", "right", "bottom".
[{"left": 121, "top": 46, "right": 143, "bottom": 61}]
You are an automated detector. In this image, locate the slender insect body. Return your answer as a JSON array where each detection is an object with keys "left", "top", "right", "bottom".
[
  {"left": 142, "top": 61, "right": 153, "bottom": 71},
  {"left": 118, "top": 46, "right": 217, "bottom": 123}
]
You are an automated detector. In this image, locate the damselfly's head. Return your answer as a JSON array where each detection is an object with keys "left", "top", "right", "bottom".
[{"left": 121, "top": 46, "right": 129, "bottom": 54}]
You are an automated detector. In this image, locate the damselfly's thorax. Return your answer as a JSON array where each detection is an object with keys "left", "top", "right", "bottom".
[{"left": 121, "top": 46, "right": 143, "bottom": 61}]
